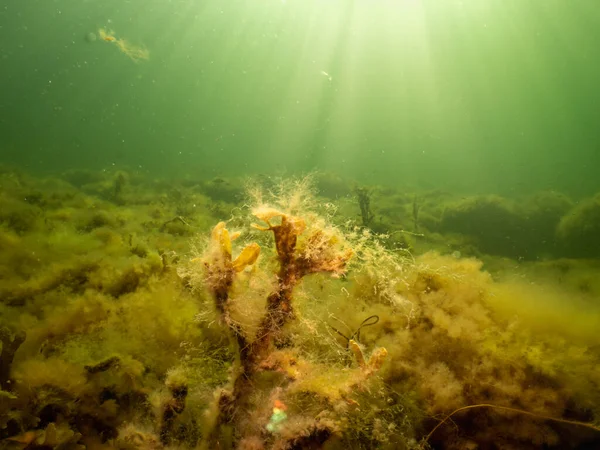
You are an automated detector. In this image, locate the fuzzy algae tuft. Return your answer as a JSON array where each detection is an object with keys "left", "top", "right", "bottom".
[{"left": 180, "top": 185, "right": 383, "bottom": 448}]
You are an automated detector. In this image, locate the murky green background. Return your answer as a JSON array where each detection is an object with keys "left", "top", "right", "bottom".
[{"left": 1, "top": 0, "right": 599, "bottom": 195}]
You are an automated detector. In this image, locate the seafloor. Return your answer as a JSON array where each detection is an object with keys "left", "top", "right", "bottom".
[{"left": 1, "top": 167, "right": 599, "bottom": 450}]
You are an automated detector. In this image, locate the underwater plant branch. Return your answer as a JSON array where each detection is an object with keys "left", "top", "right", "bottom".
[
  {"left": 189, "top": 201, "right": 388, "bottom": 448},
  {"left": 249, "top": 212, "right": 307, "bottom": 357},
  {"left": 251, "top": 209, "right": 352, "bottom": 360},
  {"left": 355, "top": 187, "right": 375, "bottom": 227},
  {"left": 200, "top": 222, "right": 260, "bottom": 367},
  {"left": 251, "top": 274, "right": 299, "bottom": 362},
  {"left": 198, "top": 222, "right": 262, "bottom": 447},
  {"left": 423, "top": 403, "right": 600, "bottom": 445},
  {"left": 210, "top": 209, "right": 353, "bottom": 444}
]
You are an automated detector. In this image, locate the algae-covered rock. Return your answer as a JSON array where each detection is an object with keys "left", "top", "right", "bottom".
[
  {"left": 439, "top": 192, "right": 574, "bottom": 259},
  {"left": 521, "top": 190, "right": 573, "bottom": 257},
  {"left": 557, "top": 194, "right": 600, "bottom": 258},
  {"left": 440, "top": 195, "right": 525, "bottom": 257}
]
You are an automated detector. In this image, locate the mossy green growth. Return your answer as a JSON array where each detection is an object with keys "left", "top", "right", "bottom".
[
  {"left": 557, "top": 193, "right": 600, "bottom": 258},
  {"left": 1, "top": 170, "right": 599, "bottom": 450}
]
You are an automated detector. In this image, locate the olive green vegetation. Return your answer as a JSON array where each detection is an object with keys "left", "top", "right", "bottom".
[{"left": 1, "top": 168, "right": 600, "bottom": 450}]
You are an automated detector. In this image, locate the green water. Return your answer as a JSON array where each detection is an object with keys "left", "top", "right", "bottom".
[
  {"left": 2, "top": 3, "right": 600, "bottom": 448},
  {"left": 2, "top": 0, "right": 599, "bottom": 195}
]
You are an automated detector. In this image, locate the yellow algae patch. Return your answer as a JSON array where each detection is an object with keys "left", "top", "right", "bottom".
[
  {"left": 98, "top": 27, "right": 149, "bottom": 62},
  {"left": 488, "top": 280, "right": 600, "bottom": 343}
]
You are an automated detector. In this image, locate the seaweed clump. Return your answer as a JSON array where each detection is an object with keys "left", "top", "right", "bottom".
[
  {"left": 436, "top": 191, "right": 575, "bottom": 259},
  {"left": 1, "top": 169, "right": 600, "bottom": 450},
  {"left": 382, "top": 252, "right": 600, "bottom": 449},
  {"left": 556, "top": 193, "right": 600, "bottom": 258},
  {"left": 179, "top": 179, "right": 389, "bottom": 449},
  {"left": 439, "top": 195, "right": 523, "bottom": 257},
  {"left": 355, "top": 186, "right": 375, "bottom": 228}
]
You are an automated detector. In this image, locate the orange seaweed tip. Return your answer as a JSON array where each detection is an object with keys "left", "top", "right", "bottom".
[{"left": 274, "top": 399, "right": 287, "bottom": 410}]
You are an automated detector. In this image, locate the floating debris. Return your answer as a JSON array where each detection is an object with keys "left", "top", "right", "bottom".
[{"left": 98, "top": 27, "right": 149, "bottom": 62}]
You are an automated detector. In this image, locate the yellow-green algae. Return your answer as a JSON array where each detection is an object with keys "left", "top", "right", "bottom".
[{"left": 0, "top": 168, "right": 599, "bottom": 449}]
